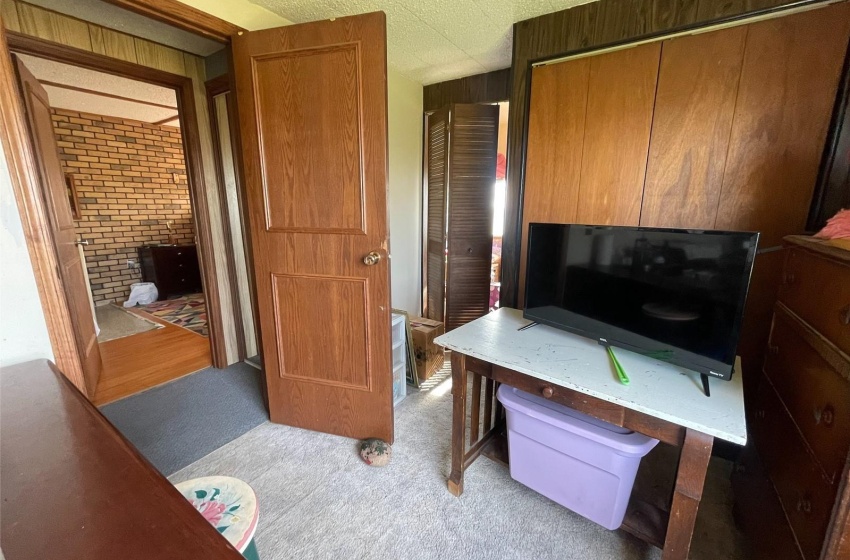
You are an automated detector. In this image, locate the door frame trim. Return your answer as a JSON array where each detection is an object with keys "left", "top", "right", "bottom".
[
  {"left": 1, "top": 30, "right": 230, "bottom": 375},
  {"left": 205, "top": 74, "right": 246, "bottom": 361}
]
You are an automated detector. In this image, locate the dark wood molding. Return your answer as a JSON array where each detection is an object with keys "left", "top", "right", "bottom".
[
  {"left": 423, "top": 68, "right": 510, "bottom": 112},
  {"left": 4, "top": 31, "right": 230, "bottom": 371},
  {"left": 38, "top": 79, "right": 178, "bottom": 110},
  {"left": 205, "top": 74, "right": 246, "bottom": 361},
  {"left": 0, "top": 25, "right": 87, "bottom": 393},
  {"left": 500, "top": 0, "right": 839, "bottom": 309},
  {"left": 99, "top": 0, "right": 244, "bottom": 43},
  {"left": 808, "top": 41, "right": 850, "bottom": 231}
]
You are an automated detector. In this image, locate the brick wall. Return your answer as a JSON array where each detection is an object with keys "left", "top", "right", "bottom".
[{"left": 51, "top": 109, "right": 195, "bottom": 304}]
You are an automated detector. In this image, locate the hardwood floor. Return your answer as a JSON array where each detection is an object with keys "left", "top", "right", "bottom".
[{"left": 93, "top": 309, "right": 211, "bottom": 406}]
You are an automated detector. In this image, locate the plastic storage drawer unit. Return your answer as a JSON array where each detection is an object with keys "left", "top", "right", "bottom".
[{"left": 497, "top": 384, "right": 658, "bottom": 530}]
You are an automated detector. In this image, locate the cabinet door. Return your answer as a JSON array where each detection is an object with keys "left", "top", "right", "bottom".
[
  {"left": 641, "top": 26, "right": 746, "bottom": 228},
  {"left": 519, "top": 43, "right": 660, "bottom": 303},
  {"left": 715, "top": 4, "right": 850, "bottom": 247}
]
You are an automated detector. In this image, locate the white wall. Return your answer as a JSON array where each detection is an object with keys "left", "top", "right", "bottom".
[
  {"left": 387, "top": 69, "right": 423, "bottom": 315},
  {"left": 0, "top": 142, "right": 54, "bottom": 367}
]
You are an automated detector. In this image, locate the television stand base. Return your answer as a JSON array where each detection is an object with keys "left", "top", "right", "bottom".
[{"left": 701, "top": 374, "right": 711, "bottom": 397}]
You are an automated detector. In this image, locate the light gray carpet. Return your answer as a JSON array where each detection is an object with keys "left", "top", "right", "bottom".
[
  {"left": 95, "top": 303, "right": 162, "bottom": 342},
  {"left": 101, "top": 362, "right": 267, "bottom": 475},
  {"left": 170, "top": 372, "right": 749, "bottom": 560}
]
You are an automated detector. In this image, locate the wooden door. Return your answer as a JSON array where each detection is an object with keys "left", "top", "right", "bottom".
[
  {"left": 424, "top": 108, "right": 449, "bottom": 322},
  {"left": 232, "top": 13, "right": 394, "bottom": 442},
  {"left": 444, "top": 104, "right": 499, "bottom": 331},
  {"left": 13, "top": 56, "right": 102, "bottom": 396}
]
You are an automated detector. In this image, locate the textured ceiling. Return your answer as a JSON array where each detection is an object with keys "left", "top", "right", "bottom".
[
  {"left": 247, "top": 0, "right": 599, "bottom": 84},
  {"left": 19, "top": 54, "right": 180, "bottom": 127}
]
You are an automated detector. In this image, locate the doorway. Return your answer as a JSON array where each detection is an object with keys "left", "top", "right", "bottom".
[{"left": 8, "top": 36, "right": 223, "bottom": 404}]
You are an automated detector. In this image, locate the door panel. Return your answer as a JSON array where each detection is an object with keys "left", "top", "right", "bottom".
[
  {"left": 576, "top": 42, "right": 660, "bottom": 226},
  {"left": 425, "top": 108, "right": 448, "bottom": 321},
  {"left": 641, "top": 26, "right": 747, "bottom": 228},
  {"left": 520, "top": 58, "right": 590, "bottom": 305},
  {"left": 13, "top": 56, "right": 102, "bottom": 396},
  {"left": 445, "top": 104, "right": 499, "bottom": 331},
  {"left": 715, "top": 4, "right": 850, "bottom": 247},
  {"left": 253, "top": 45, "right": 364, "bottom": 234},
  {"left": 233, "top": 13, "right": 393, "bottom": 442}
]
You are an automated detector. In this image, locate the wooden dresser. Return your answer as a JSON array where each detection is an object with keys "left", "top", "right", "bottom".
[
  {"left": 734, "top": 236, "right": 850, "bottom": 559},
  {"left": 138, "top": 244, "right": 202, "bottom": 300},
  {"left": 0, "top": 360, "right": 243, "bottom": 560}
]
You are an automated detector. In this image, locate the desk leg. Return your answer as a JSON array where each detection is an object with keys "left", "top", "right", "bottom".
[
  {"left": 448, "top": 351, "right": 467, "bottom": 497},
  {"left": 662, "top": 429, "right": 714, "bottom": 560}
]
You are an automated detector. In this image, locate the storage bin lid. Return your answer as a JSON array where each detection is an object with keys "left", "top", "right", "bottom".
[{"left": 498, "top": 384, "right": 658, "bottom": 456}]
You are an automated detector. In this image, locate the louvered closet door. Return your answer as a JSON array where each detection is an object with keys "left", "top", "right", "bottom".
[
  {"left": 425, "top": 108, "right": 449, "bottom": 321},
  {"left": 445, "top": 104, "right": 499, "bottom": 331}
]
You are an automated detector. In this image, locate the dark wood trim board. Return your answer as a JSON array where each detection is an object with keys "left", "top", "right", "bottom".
[{"left": 423, "top": 68, "right": 511, "bottom": 112}]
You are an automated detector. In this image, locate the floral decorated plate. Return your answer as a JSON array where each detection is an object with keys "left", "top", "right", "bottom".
[{"left": 175, "top": 476, "right": 259, "bottom": 553}]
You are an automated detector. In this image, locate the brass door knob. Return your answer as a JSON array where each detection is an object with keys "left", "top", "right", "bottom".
[{"left": 363, "top": 251, "right": 382, "bottom": 266}]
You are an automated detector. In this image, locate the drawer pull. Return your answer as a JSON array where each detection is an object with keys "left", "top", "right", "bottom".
[
  {"left": 797, "top": 496, "right": 812, "bottom": 515},
  {"left": 541, "top": 386, "right": 554, "bottom": 399},
  {"left": 784, "top": 272, "right": 796, "bottom": 285},
  {"left": 840, "top": 304, "right": 850, "bottom": 326},
  {"left": 756, "top": 409, "right": 765, "bottom": 419},
  {"left": 768, "top": 344, "right": 779, "bottom": 356},
  {"left": 815, "top": 404, "right": 835, "bottom": 427}
]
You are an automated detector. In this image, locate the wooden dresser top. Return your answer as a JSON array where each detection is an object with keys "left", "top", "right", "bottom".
[
  {"left": 0, "top": 360, "right": 243, "bottom": 560},
  {"left": 784, "top": 235, "right": 850, "bottom": 263}
]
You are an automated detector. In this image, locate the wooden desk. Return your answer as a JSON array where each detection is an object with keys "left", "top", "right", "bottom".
[
  {"left": 0, "top": 360, "right": 244, "bottom": 560},
  {"left": 434, "top": 308, "right": 747, "bottom": 560}
]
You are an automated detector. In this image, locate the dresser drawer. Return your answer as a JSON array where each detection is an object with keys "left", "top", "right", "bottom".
[
  {"left": 778, "top": 248, "right": 850, "bottom": 355},
  {"left": 753, "top": 376, "right": 837, "bottom": 560},
  {"left": 765, "top": 307, "right": 850, "bottom": 483}
]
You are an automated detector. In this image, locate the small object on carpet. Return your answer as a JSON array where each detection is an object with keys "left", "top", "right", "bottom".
[
  {"left": 100, "top": 362, "right": 267, "bottom": 475},
  {"left": 141, "top": 293, "right": 208, "bottom": 337},
  {"left": 359, "top": 438, "right": 392, "bottom": 467},
  {"left": 96, "top": 303, "right": 162, "bottom": 343}
]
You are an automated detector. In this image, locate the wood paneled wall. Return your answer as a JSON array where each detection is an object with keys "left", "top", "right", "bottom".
[
  {"left": 518, "top": 4, "right": 850, "bottom": 390},
  {"left": 501, "top": 0, "right": 844, "bottom": 310},
  {"left": 423, "top": 68, "right": 510, "bottom": 112},
  {"left": 3, "top": 0, "right": 241, "bottom": 365}
]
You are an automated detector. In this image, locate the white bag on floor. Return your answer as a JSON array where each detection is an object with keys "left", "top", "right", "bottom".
[{"left": 123, "top": 282, "right": 158, "bottom": 307}]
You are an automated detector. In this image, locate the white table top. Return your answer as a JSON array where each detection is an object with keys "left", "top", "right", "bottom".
[{"left": 434, "top": 308, "right": 747, "bottom": 445}]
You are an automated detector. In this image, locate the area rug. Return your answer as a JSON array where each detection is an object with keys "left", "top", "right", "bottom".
[
  {"left": 141, "top": 293, "right": 208, "bottom": 337},
  {"left": 100, "top": 362, "right": 267, "bottom": 475},
  {"left": 96, "top": 303, "right": 162, "bottom": 343}
]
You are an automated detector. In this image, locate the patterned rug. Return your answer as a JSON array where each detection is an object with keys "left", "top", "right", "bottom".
[{"left": 142, "top": 293, "right": 208, "bottom": 337}]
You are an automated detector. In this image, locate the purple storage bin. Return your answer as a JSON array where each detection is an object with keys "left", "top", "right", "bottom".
[{"left": 497, "top": 384, "right": 658, "bottom": 530}]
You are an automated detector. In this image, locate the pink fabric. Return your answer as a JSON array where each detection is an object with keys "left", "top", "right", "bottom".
[
  {"left": 496, "top": 153, "right": 506, "bottom": 180},
  {"left": 815, "top": 208, "right": 850, "bottom": 239},
  {"left": 195, "top": 500, "right": 226, "bottom": 526}
]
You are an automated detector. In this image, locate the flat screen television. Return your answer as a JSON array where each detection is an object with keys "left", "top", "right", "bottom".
[{"left": 523, "top": 224, "right": 759, "bottom": 381}]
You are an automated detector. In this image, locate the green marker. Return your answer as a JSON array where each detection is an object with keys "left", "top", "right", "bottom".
[{"left": 605, "top": 344, "right": 630, "bottom": 385}]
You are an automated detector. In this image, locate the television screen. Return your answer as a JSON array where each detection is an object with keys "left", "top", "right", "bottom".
[{"left": 524, "top": 224, "right": 758, "bottom": 380}]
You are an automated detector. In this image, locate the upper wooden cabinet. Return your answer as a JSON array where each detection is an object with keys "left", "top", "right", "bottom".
[{"left": 523, "top": 2, "right": 850, "bottom": 242}]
